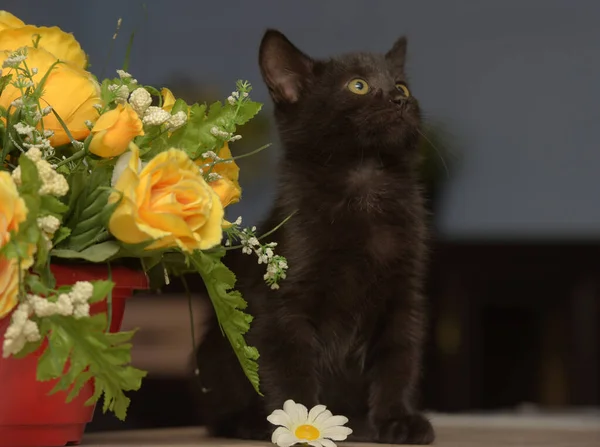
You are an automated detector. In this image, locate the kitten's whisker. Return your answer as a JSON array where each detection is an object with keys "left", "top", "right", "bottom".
[{"left": 416, "top": 127, "right": 450, "bottom": 179}]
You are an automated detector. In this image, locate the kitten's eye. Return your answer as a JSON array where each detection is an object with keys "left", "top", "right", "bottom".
[
  {"left": 347, "top": 78, "right": 370, "bottom": 95},
  {"left": 395, "top": 83, "right": 410, "bottom": 97}
]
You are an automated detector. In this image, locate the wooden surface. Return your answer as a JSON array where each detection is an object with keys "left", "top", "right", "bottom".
[{"left": 83, "top": 413, "right": 600, "bottom": 446}]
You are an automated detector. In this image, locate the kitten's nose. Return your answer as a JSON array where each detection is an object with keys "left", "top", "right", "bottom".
[{"left": 390, "top": 93, "right": 407, "bottom": 105}]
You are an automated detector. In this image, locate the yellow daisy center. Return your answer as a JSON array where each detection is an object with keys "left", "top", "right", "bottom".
[{"left": 295, "top": 424, "right": 320, "bottom": 441}]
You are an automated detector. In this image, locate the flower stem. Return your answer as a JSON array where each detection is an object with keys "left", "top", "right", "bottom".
[
  {"left": 55, "top": 149, "right": 85, "bottom": 168},
  {"left": 225, "top": 209, "right": 298, "bottom": 251},
  {"left": 181, "top": 275, "right": 200, "bottom": 376}
]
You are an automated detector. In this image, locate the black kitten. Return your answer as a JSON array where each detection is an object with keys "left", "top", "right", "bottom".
[{"left": 194, "top": 30, "right": 433, "bottom": 445}]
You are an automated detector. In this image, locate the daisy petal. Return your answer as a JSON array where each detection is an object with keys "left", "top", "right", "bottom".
[
  {"left": 307, "top": 441, "right": 323, "bottom": 447},
  {"left": 273, "top": 432, "right": 299, "bottom": 447},
  {"left": 295, "top": 402, "right": 309, "bottom": 423},
  {"left": 283, "top": 400, "right": 299, "bottom": 425},
  {"left": 271, "top": 427, "right": 288, "bottom": 444},
  {"left": 308, "top": 404, "right": 328, "bottom": 423},
  {"left": 320, "top": 439, "right": 338, "bottom": 447},
  {"left": 320, "top": 415, "right": 349, "bottom": 430},
  {"left": 322, "top": 425, "right": 353, "bottom": 441},
  {"left": 313, "top": 409, "right": 333, "bottom": 425},
  {"left": 267, "top": 409, "right": 292, "bottom": 428}
]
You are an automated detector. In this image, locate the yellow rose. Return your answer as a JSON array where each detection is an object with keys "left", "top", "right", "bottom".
[
  {"left": 0, "top": 11, "right": 24, "bottom": 32},
  {"left": 197, "top": 142, "right": 241, "bottom": 208},
  {"left": 0, "top": 47, "right": 100, "bottom": 147},
  {"left": 0, "top": 171, "right": 27, "bottom": 249},
  {"left": 161, "top": 88, "right": 176, "bottom": 113},
  {"left": 89, "top": 104, "right": 144, "bottom": 158},
  {"left": 0, "top": 22, "right": 87, "bottom": 68},
  {"left": 0, "top": 256, "right": 19, "bottom": 319},
  {"left": 109, "top": 144, "right": 224, "bottom": 252}
]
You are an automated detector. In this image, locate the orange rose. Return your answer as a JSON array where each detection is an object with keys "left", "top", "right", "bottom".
[
  {"left": 109, "top": 144, "right": 224, "bottom": 251},
  {"left": 0, "top": 171, "right": 27, "bottom": 249},
  {"left": 89, "top": 104, "right": 144, "bottom": 158},
  {"left": 0, "top": 256, "right": 19, "bottom": 319},
  {"left": 0, "top": 47, "right": 100, "bottom": 146}
]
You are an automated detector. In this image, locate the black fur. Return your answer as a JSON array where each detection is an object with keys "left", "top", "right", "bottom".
[{"left": 194, "top": 29, "right": 434, "bottom": 445}]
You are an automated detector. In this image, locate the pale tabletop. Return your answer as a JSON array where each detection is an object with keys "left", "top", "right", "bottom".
[{"left": 83, "top": 413, "right": 600, "bottom": 447}]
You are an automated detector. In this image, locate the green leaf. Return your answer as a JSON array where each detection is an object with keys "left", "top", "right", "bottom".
[
  {"left": 186, "top": 250, "right": 260, "bottom": 394},
  {"left": 166, "top": 103, "right": 217, "bottom": 158},
  {"left": 170, "top": 98, "right": 188, "bottom": 116},
  {"left": 18, "top": 154, "right": 42, "bottom": 195},
  {"left": 89, "top": 280, "right": 115, "bottom": 304},
  {"left": 51, "top": 241, "right": 120, "bottom": 263},
  {"left": 0, "top": 74, "right": 12, "bottom": 96},
  {"left": 37, "top": 326, "right": 72, "bottom": 381},
  {"left": 26, "top": 274, "right": 51, "bottom": 295},
  {"left": 53, "top": 227, "right": 71, "bottom": 246},
  {"left": 37, "top": 314, "right": 146, "bottom": 420},
  {"left": 40, "top": 195, "right": 68, "bottom": 217},
  {"left": 236, "top": 100, "right": 262, "bottom": 126},
  {"left": 139, "top": 130, "right": 169, "bottom": 161},
  {"left": 62, "top": 165, "right": 113, "bottom": 250}
]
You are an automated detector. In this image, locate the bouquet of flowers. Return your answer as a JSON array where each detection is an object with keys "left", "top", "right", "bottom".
[{"left": 0, "top": 10, "right": 287, "bottom": 421}]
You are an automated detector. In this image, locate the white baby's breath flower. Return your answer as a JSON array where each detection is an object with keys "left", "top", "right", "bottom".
[
  {"left": 43, "top": 129, "right": 54, "bottom": 138},
  {"left": 13, "top": 122, "right": 35, "bottom": 137},
  {"left": 73, "top": 303, "right": 90, "bottom": 319},
  {"left": 268, "top": 400, "right": 352, "bottom": 447},
  {"left": 2, "top": 54, "right": 26, "bottom": 69},
  {"left": 129, "top": 87, "right": 152, "bottom": 117},
  {"left": 202, "top": 151, "right": 219, "bottom": 160},
  {"left": 12, "top": 148, "right": 69, "bottom": 196},
  {"left": 70, "top": 281, "right": 94, "bottom": 305},
  {"left": 229, "top": 134, "right": 242, "bottom": 142},
  {"left": 234, "top": 216, "right": 242, "bottom": 226},
  {"left": 31, "top": 67, "right": 38, "bottom": 75},
  {"left": 41, "top": 106, "right": 53, "bottom": 116},
  {"left": 56, "top": 294, "right": 74, "bottom": 316},
  {"left": 207, "top": 172, "right": 222, "bottom": 182},
  {"left": 116, "top": 69, "right": 132, "bottom": 79},
  {"left": 112, "top": 84, "right": 130, "bottom": 102},
  {"left": 227, "top": 95, "right": 236, "bottom": 105},
  {"left": 11, "top": 98, "right": 23, "bottom": 108},
  {"left": 92, "top": 103, "right": 103, "bottom": 112},
  {"left": 165, "top": 110, "right": 187, "bottom": 131},
  {"left": 210, "top": 126, "right": 230, "bottom": 138},
  {"left": 142, "top": 106, "right": 171, "bottom": 126},
  {"left": 37, "top": 215, "right": 61, "bottom": 235},
  {"left": 2, "top": 303, "right": 40, "bottom": 358}
]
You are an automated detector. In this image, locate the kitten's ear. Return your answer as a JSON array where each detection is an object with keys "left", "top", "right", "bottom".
[
  {"left": 259, "top": 29, "right": 314, "bottom": 104},
  {"left": 385, "top": 36, "right": 407, "bottom": 72}
]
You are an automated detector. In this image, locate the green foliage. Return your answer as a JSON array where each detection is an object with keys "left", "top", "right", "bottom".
[
  {"left": 186, "top": 249, "right": 260, "bottom": 394},
  {"left": 36, "top": 312, "right": 146, "bottom": 421},
  {"left": 60, "top": 164, "right": 114, "bottom": 251},
  {"left": 167, "top": 95, "right": 262, "bottom": 160},
  {"left": 51, "top": 241, "right": 120, "bottom": 263},
  {"left": 0, "top": 73, "right": 12, "bottom": 95}
]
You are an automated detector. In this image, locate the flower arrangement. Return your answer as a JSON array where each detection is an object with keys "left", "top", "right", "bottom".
[{"left": 0, "top": 10, "right": 289, "bottom": 422}]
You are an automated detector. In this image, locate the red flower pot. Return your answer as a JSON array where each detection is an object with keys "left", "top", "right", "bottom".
[{"left": 0, "top": 264, "right": 148, "bottom": 447}]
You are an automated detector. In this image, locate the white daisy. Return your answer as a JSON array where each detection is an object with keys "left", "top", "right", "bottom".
[{"left": 267, "top": 400, "right": 353, "bottom": 447}]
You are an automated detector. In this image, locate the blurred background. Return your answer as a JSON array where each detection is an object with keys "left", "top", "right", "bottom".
[{"left": 6, "top": 0, "right": 599, "bottom": 431}]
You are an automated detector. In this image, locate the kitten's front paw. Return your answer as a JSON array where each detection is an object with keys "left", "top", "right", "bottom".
[{"left": 372, "top": 413, "right": 435, "bottom": 445}]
